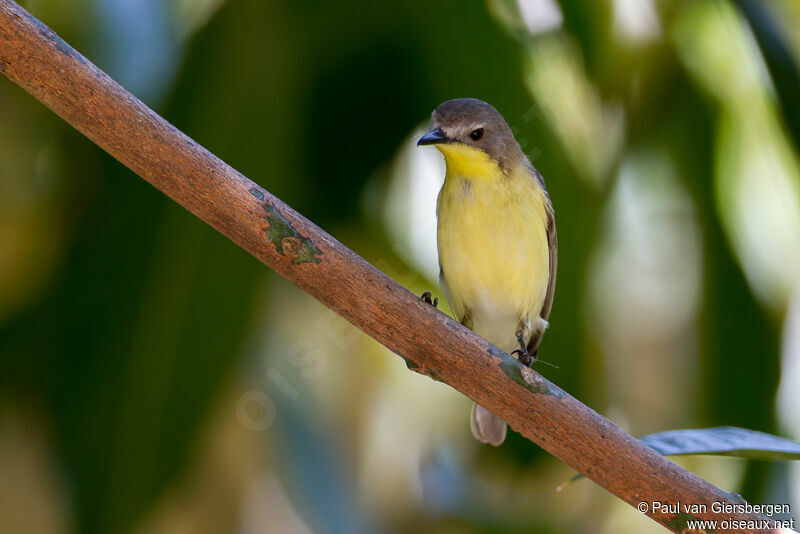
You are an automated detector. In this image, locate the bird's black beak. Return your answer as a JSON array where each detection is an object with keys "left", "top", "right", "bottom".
[{"left": 417, "top": 128, "right": 450, "bottom": 146}]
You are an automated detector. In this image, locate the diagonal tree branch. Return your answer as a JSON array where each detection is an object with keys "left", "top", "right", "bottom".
[{"left": 0, "top": 1, "right": 784, "bottom": 532}]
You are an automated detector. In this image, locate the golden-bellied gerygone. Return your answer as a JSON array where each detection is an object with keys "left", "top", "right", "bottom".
[{"left": 417, "top": 98, "right": 557, "bottom": 446}]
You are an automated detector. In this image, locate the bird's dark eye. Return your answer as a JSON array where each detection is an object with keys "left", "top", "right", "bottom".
[{"left": 470, "top": 128, "right": 484, "bottom": 141}]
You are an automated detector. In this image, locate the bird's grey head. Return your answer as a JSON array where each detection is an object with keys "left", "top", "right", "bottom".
[{"left": 417, "top": 98, "right": 525, "bottom": 171}]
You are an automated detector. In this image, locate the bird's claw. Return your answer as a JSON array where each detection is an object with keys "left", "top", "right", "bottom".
[
  {"left": 513, "top": 332, "right": 537, "bottom": 367},
  {"left": 512, "top": 348, "right": 534, "bottom": 367},
  {"left": 420, "top": 291, "right": 438, "bottom": 308}
]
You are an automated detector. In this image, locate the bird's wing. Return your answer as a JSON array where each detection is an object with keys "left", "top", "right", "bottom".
[
  {"left": 527, "top": 167, "right": 557, "bottom": 356},
  {"left": 528, "top": 165, "right": 557, "bottom": 322},
  {"left": 540, "top": 205, "right": 557, "bottom": 321}
]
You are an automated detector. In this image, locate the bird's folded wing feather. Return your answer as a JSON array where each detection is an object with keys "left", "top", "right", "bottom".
[
  {"left": 526, "top": 167, "right": 557, "bottom": 356},
  {"left": 541, "top": 207, "right": 557, "bottom": 321}
]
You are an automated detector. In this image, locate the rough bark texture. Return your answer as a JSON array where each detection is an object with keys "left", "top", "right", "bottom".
[{"left": 0, "top": 1, "right": 783, "bottom": 532}]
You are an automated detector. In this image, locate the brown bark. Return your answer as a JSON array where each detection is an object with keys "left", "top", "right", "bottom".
[{"left": 0, "top": 1, "right": 783, "bottom": 532}]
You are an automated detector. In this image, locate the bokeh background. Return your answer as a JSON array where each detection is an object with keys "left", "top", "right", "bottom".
[{"left": 2, "top": 0, "right": 800, "bottom": 532}]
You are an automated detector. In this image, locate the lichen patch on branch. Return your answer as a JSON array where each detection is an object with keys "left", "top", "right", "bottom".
[
  {"left": 249, "top": 187, "right": 322, "bottom": 264},
  {"left": 494, "top": 351, "right": 564, "bottom": 398}
]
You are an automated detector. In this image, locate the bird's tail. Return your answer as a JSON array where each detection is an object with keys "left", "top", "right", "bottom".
[{"left": 470, "top": 403, "right": 507, "bottom": 446}]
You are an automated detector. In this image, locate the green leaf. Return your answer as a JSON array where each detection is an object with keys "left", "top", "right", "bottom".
[
  {"left": 640, "top": 426, "right": 800, "bottom": 461},
  {"left": 558, "top": 427, "right": 800, "bottom": 490}
]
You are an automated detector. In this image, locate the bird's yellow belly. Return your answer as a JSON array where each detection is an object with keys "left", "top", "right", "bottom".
[{"left": 437, "top": 171, "right": 549, "bottom": 350}]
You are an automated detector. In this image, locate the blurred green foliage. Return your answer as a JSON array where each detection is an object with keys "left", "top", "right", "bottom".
[{"left": 1, "top": 0, "right": 799, "bottom": 533}]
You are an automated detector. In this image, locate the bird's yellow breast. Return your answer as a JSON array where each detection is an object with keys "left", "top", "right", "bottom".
[{"left": 436, "top": 144, "right": 550, "bottom": 348}]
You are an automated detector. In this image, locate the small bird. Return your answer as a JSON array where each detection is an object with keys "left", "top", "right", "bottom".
[{"left": 418, "top": 98, "right": 557, "bottom": 446}]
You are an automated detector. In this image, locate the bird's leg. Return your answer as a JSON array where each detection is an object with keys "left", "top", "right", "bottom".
[
  {"left": 511, "top": 334, "right": 533, "bottom": 366},
  {"left": 511, "top": 320, "right": 537, "bottom": 367},
  {"left": 420, "top": 291, "right": 438, "bottom": 308}
]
